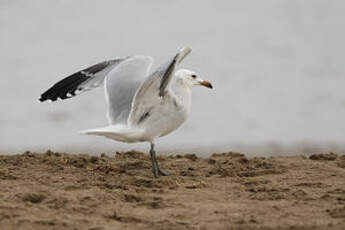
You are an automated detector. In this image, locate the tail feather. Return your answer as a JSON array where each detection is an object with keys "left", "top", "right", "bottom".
[{"left": 80, "top": 124, "right": 144, "bottom": 143}]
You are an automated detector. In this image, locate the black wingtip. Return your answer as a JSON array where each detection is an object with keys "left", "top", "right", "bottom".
[{"left": 38, "top": 93, "right": 58, "bottom": 103}]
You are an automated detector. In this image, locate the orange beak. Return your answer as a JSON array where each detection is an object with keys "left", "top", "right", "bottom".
[{"left": 200, "top": 80, "right": 213, "bottom": 89}]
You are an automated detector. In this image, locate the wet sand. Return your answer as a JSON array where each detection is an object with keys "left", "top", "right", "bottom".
[{"left": 0, "top": 151, "right": 344, "bottom": 230}]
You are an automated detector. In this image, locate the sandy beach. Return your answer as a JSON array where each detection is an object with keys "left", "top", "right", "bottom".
[
  {"left": 2, "top": 1, "right": 345, "bottom": 230},
  {"left": 0, "top": 151, "right": 344, "bottom": 230}
]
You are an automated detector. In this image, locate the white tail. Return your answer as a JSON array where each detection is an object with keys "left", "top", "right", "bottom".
[{"left": 80, "top": 124, "right": 145, "bottom": 143}]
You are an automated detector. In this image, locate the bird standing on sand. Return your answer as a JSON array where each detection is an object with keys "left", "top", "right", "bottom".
[{"left": 39, "top": 47, "right": 213, "bottom": 178}]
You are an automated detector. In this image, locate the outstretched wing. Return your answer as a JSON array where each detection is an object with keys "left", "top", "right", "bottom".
[
  {"left": 39, "top": 58, "right": 126, "bottom": 102},
  {"left": 104, "top": 56, "right": 153, "bottom": 124},
  {"left": 128, "top": 47, "right": 191, "bottom": 125},
  {"left": 158, "top": 47, "right": 192, "bottom": 97}
]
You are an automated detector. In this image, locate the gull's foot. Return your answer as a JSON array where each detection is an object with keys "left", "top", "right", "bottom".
[
  {"left": 158, "top": 168, "right": 170, "bottom": 176},
  {"left": 149, "top": 142, "right": 170, "bottom": 178},
  {"left": 152, "top": 167, "right": 159, "bottom": 178},
  {"left": 152, "top": 167, "right": 170, "bottom": 178}
]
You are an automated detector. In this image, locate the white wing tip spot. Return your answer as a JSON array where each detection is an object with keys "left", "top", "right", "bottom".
[{"left": 81, "top": 71, "right": 93, "bottom": 77}]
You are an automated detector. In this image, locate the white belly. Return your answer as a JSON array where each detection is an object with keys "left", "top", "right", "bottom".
[
  {"left": 141, "top": 108, "right": 187, "bottom": 141},
  {"left": 135, "top": 96, "right": 189, "bottom": 142}
]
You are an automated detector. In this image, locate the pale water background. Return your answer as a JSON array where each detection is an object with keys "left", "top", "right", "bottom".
[{"left": 1, "top": 0, "right": 345, "bottom": 156}]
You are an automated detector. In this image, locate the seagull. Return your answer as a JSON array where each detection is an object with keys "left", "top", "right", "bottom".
[{"left": 39, "top": 47, "right": 213, "bottom": 178}]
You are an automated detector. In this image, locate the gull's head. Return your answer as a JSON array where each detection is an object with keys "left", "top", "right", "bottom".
[{"left": 175, "top": 69, "right": 213, "bottom": 89}]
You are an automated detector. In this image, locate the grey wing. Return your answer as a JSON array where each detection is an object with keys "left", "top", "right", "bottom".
[
  {"left": 104, "top": 56, "right": 154, "bottom": 124},
  {"left": 159, "top": 47, "right": 192, "bottom": 97},
  {"left": 39, "top": 59, "right": 126, "bottom": 102},
  {"left": 39, "top": 56, "right": 154, "bottom": 125},
  {"left": 128, "top": 47, "right": 191, "bottom": 125}
]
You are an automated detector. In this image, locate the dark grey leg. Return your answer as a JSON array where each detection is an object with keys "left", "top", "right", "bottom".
[
  {"left": 150, "top": 142, "right": 159, "bottom": 178},
  {"left": 150, "top": 142, "right": 170, "bottom": 178}
]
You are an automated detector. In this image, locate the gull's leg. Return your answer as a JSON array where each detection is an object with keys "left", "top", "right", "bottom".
[
  {"left": 150, "top": 142, "right": 159, "bottom": 178},
  {"left": 149, "top": 142, "right": 170, "bottom": 178}
]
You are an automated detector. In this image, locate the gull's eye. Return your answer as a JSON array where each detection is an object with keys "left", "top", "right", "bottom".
[{"left": 191, "top": 74, "right": 197, "bottom": 79}]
